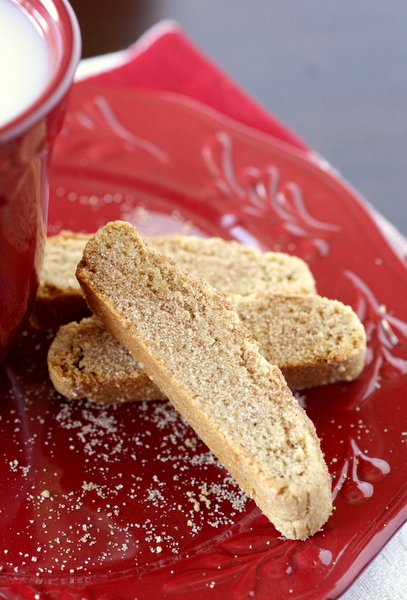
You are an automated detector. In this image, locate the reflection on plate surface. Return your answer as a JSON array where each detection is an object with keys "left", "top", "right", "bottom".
[{"left": 0, "top": 83, "right": 406, "bottom": 600}]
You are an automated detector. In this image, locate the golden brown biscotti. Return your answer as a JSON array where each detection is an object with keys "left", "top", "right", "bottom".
[
  {"left": 76, "top": 221, "right": 333, "bottom": 540},
  {"left": 48, "top": 293, "right": 366, "bottom": 403},
  {"left": 33, "top": 231, "right": 316, "bottom": 329},
  {"left": 235, "top": 292, "right": 366, "bottom": 389},
  {"left": 149, "top": 234, "right": 316, "bottom": 298},
  {"left": 47, "top": 315, "right": 166, "bottom": 403},
  {"left": 30, "top": 231, "right": 92, "bottom": 329}
]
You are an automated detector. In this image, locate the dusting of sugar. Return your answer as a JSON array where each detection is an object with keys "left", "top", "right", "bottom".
[{"left": 0, "top": 329, "right": 248, "bottom": 578}]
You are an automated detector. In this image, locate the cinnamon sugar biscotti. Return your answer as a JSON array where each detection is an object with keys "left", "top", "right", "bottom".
[
  {"left": 32, "top": 230, "right": 316, "bottom": 329},
  {"left": 236, "top": 292, "right": 366, "bottom": 388},
  {"left": 48, "top": 293, "right": 366, "bottom": 403},
  {"left": 48, "top": 315, "right": 166, "bottom": 403},
  {"left": 76, "top": 221, "right": 333, "bottom": 540},
  {"left": 30, "top": 231, "right": 92, "bottom": 330},
  {"left": 149, "top": 234, "right": 316, "bottom": 298}
]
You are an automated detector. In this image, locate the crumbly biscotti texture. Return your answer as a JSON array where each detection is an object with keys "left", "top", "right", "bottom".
[
  {"left": 32, "top": 231, "right": 316, "bottom": 329},
  {"left": 76, "top": 220, "right": 333, "bottom": 540},
  {"left": 48, "top": 315, "right": 166, "bottom": 403},
  {"left": 48, "top": 292, "right": 366, "bottom": 403},
  {"left": 30, "top": 231, "right": 92, "bottom": 329},
  {"left": 235, "top": 292, "right": 366, "bottom": 388},
  {"left": 149, "top": 234, "right": 316, "bottom": 298}
]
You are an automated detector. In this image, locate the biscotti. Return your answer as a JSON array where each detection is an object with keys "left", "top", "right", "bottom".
[
  {"left": 48, "top": 293, "right": 366, "bottom": 403},
  {"left": 33, "top": 231, "right": 316, "bottom": 329},
  {"left": 149, "top": 234, "right": 316, "bottom": 298},
  {"left": 236, "top": 292, "right": 366, "bottom": 388},
  {"left": 76, "top": 221, "right": 333, "bottom": 540},
  {"left": 48, "top": 315, "right": 166, "bottom": 404},
  {"left": 30, "top": 231, "right": 92, "bottom": 329}
]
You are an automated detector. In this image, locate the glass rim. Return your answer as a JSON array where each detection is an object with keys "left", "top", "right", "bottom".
[{"left": 0, "top": 0, "right": 81, "bottom": 143}]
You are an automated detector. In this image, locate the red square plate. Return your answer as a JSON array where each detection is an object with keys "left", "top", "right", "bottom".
[{"left": 0, "top": 25, "right": 406, "bottom": 600}]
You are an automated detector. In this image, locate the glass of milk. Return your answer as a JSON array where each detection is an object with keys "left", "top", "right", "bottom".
[{"left": 0, "top": 0, "right": 81, "bottom": 363}]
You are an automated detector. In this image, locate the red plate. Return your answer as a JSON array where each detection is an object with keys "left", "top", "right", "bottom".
[{"left": 1, "top": 54, "right": 407, "bottom": 600}]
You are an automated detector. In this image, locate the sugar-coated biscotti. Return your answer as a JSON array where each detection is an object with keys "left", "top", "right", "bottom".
[
  {"left": 48, "top": 291, "right": 366, "bottom": 403},
  {"left": 32, "top": 230, "right": 316, "bottom": 329},
  {"left": 30, "top": 231, "right": 92, "bottom": 330},
  {"left": 75, "top": 221, "right": 333, "bottom": 540},
  {"left": 149, "top": 234, "right": 316, "bottom": 298},
  {"left": 48, "top": 315, "right": 166, "bottom": 404},
  {"left": 236, "top": 292, "right": 366, "bottom": 389}
]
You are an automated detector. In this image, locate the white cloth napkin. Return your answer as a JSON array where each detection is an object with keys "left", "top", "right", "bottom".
[{"left": 341, "top": 523, "right": 407, "bottom": 600}]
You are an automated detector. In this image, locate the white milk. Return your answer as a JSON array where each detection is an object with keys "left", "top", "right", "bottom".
[{"left": 0, "top": 0, "right": 50, "bottom": 129}]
